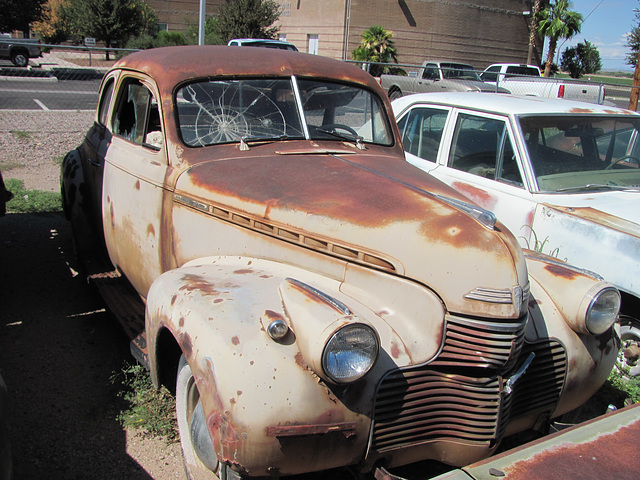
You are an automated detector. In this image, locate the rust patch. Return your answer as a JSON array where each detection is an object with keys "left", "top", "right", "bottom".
[
  {"left": 390, "top": 341, "right": 401, "bottom": 359},
  {"left": 294, "top": 351, "right": 307, "bottom": 368},
  {"left": 231, "top": 336, "right": 240, "bottom": 345},
  {"left": 214, "top": 298, "right": 224, "bottom": 304},
  {"left": 178, "top": 273, "right": 221, "bottom": 296},
  {"left": 452, "top": 181, "right": 497, "bottom": 212},
  {"left": 544, "top": 263, "right": 579, "bottom": 280},
  {"left": 502, "top": 420, "right": 640, "bottom": 479},
  {"left": 178, "top": 331, "right": 192, "bottom": 358},
  {"left": 147, "top": 223, "right": 155, "bottom": 237},
  {"left": 171, "top": 295, "right": 177, "bottom": 306},
  {"left": 234, "top": 269, "right": 253, "bottom": 274},
  {"left": 134, "top": 180, "right": 141, "bottom": 190},
  {"left": 568, "top": 107, "right": 597, "bottom": 114},
  {"left": 265, "top": 310, "right": 286, "bottom": 321},
  {"left": 179, "top": 316, "right": 184, "bottom": 327}
]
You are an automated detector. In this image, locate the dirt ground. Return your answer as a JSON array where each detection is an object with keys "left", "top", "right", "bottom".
[{"left": 0, "top": 112, "right": 184, "bottom": 479}]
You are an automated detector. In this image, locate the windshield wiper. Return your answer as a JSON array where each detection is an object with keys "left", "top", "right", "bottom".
[
  {"left": 239, "top": 134, "right": 292, "bottom": 151},
  {"left": 554, "top": 184, "right": 640, "bottom": 192},
  {"left": 315, "top": 128, "right": 366, "bottom": 150}
]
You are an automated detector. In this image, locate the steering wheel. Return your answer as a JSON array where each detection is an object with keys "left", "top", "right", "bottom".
[
  {"left": 605, "top": 155, "right": 640, "bottom": 170},
  {"left": 321, "top": 123, "right": 359, "bottom": 137}
]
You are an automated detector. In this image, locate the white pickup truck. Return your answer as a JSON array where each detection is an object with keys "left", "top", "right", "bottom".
[
  {"left": 0, "top": 34, "right": 42, "bottom": 67},
  {"left": 380, "top": 60, "right": 503, "bottom": 100},
  {"left": 480, "top": 63, "right": 606, "bottom": 105}
]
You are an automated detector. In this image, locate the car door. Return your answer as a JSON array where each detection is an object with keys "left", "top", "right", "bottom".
[
  {"left": 102, "top": 74, "right": 169, "bottom": 298},
  {"left": 77, "top": 72, "right": 118, "bottom": 244},
  {"left": 433, "top": 110, "right": 538, "bottom": 244},
  {"left": 400, "top": 106, "right": 538, "bottom": 245}
]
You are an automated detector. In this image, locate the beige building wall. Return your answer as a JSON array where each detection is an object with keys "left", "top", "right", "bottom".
[
  {"left": 145, "top": 0, "right": 542, "bottom": 69},
  {"left": 277, "top": 0, "right": 541, "bottom": 69}
]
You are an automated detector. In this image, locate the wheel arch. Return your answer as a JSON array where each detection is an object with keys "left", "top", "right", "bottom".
[{"left": 150, "top": 325, "right": 183, "bottom": 393}]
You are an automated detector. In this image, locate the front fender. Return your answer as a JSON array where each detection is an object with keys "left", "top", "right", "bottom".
[
  {"left": 524, "top": 251, "right": 619, "bottom": 419},
  {"left": 146, "top": 256, "right": 444, "bottom": 476}
]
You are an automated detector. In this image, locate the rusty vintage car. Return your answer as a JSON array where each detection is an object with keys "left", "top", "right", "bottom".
[{"left": 61, "top": 46, "right": 621, "bottom": 480}]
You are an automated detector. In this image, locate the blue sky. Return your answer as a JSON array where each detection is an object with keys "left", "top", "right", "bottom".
[{"left": 555, "top": 0, "right": 638, "bottom": 72}]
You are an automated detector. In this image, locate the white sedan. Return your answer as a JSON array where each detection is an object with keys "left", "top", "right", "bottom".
[{"left": 393, "top": 92, "right": 640, "bottom": 375}]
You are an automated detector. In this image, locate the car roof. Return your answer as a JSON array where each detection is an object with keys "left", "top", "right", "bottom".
[
  {"left": 228, "top": 38, "right": 297, "bottom": 48},
  {"left": 392, "top": 92, "right": 640, "bottom": 117},
  {"left": 112, "top": 45, "right": 380, "bottom": 93}
]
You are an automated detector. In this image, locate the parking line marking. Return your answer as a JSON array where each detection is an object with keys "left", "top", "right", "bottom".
[{"left": 33, "top": 99, "right": 49, "bottom": 110}]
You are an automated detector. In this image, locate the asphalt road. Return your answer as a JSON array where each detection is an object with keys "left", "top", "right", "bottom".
[{"left": 0, "top": 77, "right": 100, "bottom": 111}]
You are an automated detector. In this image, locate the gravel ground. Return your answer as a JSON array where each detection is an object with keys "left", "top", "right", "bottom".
[{"left": 0, "top": 111, "right": 184, "bottom": 479}]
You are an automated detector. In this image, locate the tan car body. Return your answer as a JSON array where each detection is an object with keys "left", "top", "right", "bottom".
[{"left": 61, "top": 47, "right": 619, "bottom": 479}]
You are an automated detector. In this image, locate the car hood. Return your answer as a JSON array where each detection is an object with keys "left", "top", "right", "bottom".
[
  {"left": 539, "top": 190, "right": 640, "bottom": 238},
  {"left": 174, "top": 147, "right": 527, "bottom": 317}
]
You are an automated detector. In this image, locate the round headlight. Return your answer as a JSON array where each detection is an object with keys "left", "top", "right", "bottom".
[
  {"left": 322, "top": 324, "right": 379, "bottom": 383},
  {"left": 586, "top": 287, "right": 621, "bottom": 335}
]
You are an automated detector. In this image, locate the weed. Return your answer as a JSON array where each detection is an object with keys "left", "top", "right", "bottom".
[
  {"left": 519, "top": 225, "right": 566, "bottom": 261},
  {"left": 4, "top": 179, "right": 62, "bottom": 213},
  {"left": 10, "top": 130, "right": 32, "bottom": 141},
  {"left": 112, "top": 362, "right": 179, "bottom": 442},
  {"left": 605, "top": 363, "right": 640, "bottom": 406}
]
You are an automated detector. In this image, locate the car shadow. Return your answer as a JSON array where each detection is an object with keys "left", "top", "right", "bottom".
[{"left": 0, "top": 212, "right": 158, "bottom": 479}]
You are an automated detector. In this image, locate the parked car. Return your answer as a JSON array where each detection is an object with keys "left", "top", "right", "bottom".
[
  {"left": 393, "top": 91, "right": 639, "bottom": 375},
  {"left": 480, "top": 63, "right": 605, "bottom": 105},
  {"left": 61, "top": 47, "right": 620, "bottom": 480},
  {"left": 380, "top": 60, "right": 503, "bottom": 101},
  {"left": 430, "top": 402, "right": 640, "bottom": 480},
  {"left": 0, "top": 171, "right": 12, "bottom": 217},
  {"left": 0, "top": 34, "right": 42, "bottom": 67},
  {"left": 227, "top": 38, "right": 298, "bottom": 51},
  {"left": 0, "top": 373, "right": 11, "bottom": 480}
]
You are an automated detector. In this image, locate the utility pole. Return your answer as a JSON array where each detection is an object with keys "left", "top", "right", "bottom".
[
  {"left": 630, "top": 48, "right": 640, "bottom": 111},
  {"left": 199, "top": 0, "right": 206, "bottom": 46}
]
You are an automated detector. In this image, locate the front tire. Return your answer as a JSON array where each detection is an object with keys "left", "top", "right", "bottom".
[
  {"left": 388, "top": 89, "right": 403, "bottom": 101},
  {"left": 10, "top": 51, "right": 28, "bottom": 67},
  {"left": 176, "top": 355, "right": 220, "bottom": 479},
  {"left": 619, "top": 315, "right": 640, "bottom": 377}
]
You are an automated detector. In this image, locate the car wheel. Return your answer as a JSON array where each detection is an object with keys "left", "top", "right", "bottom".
[
  {"left": 176, "top": 355, "right": 221, "bottom": 480},
  {"left": 10, "top": 51, "right": 28, "bottom": 68},
  {"left": 619, "top": 315, "right": 640, "bottom": 377},
  {"left": 389, "top": 89, "right": 403, "bottom": 101}
]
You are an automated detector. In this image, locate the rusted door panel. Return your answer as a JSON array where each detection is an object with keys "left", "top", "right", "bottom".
[{"left": 102, "top": 138, "right": 169, "bottom": 297}]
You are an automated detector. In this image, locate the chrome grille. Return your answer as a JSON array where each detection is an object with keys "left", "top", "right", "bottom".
[
  {"left": 509, "top": 340, "right": 567, "bottom": 418},
  {"left": 372, "top": 370, "right": 501, "bottom": 452},
  {"left": 430, "top": 314, "right": 527, "bottom": 371}
]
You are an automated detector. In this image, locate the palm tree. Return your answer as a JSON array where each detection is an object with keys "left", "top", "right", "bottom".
[
  {"left": 352, "top": 26, "right": 398, "bottom": 77},
  {"left": 526, "top": 0, "right": 544, "bottom": 65},
  {"left": 537, "top": 0, "right": 582, "bottom": 76}
]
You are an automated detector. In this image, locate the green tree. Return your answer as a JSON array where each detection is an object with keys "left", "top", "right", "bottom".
[
  {"left": 32, "top": 0, "right": 73, "bottom": 44},
  {"left": 0, "top": 0, "right": 46, "bottom": 36},
  {"left": 537, "top": 0, "right": 582, "bottom": 77},
  {"left": 214, "top": 0, "right": 281, "bottom": 44},
  {"left": 67, "top": 0, "right": 158, "bottom": 58},
  {"left": 626, "top": 2, "right": 640, "bottom": 67},
  {"left": 561, "top": 40, "right": 601, "bottom": 78},
  {"left": 352, "top": 26, "right": 398, "bottom": 77}
]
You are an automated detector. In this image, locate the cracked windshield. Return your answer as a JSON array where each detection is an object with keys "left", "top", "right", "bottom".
[
  {"left": 519, "top": 115, "right": 640, "bottom": 192},
  {"left": 176, "top": 78, "right": 392, "bottom": 147}
]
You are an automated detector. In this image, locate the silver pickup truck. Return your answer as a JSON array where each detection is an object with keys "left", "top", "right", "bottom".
[
  {"left": 0, "top": 35, "right": 42, "bottom": 67},
  {"left": 380, "top": 60, "right": 503, "bottom": 100}
]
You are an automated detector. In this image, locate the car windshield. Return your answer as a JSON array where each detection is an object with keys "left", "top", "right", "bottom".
[
  {"left": 440, "top": 63, "right": 481, "bottom": 81},
  {"left": 518, "top": 115, "right": 640, "bottom": 192},
  {"left": 176, "top": 77, "right": 393, "bottom": 147}
]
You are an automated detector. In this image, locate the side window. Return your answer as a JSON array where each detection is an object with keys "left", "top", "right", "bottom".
[
  {"left": 480, "top": 66, "right": 500, "bottom": 83},
  {"left": 422, "top": 64, "right": 438, "bottom": 80},
  {"left": 113, "top": 79, "right": 163, "bottom": 150},
  {"left": 399, "top": 107, "right": 448, "bottom": 162},
  {"left": 97, "top": 78, "right": 114, "bottom": 126},
  {"left": 449, "top": 113, "right": 523, "bottom": 187}
]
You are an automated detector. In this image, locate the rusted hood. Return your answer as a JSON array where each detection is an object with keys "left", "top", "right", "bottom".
[{"left": 174, "top": 147, "right": 527, "bottom": 316}]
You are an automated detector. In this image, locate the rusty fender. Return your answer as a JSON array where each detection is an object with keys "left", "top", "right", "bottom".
[
  {"left": 145, "top": 256, "right": 446, "bottom": 476},
  {"left": 515, "top": 251, "right": 619, "bottom": 429}
]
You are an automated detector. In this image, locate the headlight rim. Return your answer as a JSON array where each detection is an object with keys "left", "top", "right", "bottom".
[
  {"left": 322, "top": 322, "right": 379, "bottom": 384},
  {"left": 585, "top": 286, "right": 621, "bottom": 335}
]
